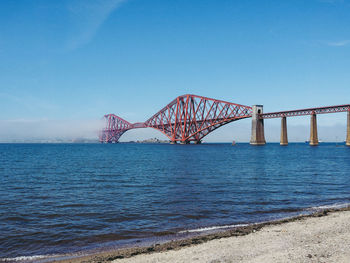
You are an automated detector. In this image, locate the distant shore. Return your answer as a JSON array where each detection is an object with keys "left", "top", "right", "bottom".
[{"left": 53, "top": 205, "right": 350, "bottom": 263}]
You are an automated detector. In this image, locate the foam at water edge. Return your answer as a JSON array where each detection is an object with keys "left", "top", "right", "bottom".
[
  {"left": 0, "top": 254, "right": 58, "bottom": 262},
  {"left": 306, "top": 202, "right": 350, "bottom": 211},
  {"left": 178, "top": 224, "right": 249, "bottom": 233},
  {"left": 178, "top": 202, "right": 350, "bottom": 234}
]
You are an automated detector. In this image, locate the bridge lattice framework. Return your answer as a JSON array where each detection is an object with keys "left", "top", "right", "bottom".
[
  {"left": 100, "top": 95, "right": 350, "bottom": 146},
  {"left": 100, "top": 94, "right": 252, "bottom": 144}
]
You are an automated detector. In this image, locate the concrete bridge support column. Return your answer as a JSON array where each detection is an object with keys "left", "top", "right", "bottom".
[
  {"left": 310, "top": 113, "right": 319, "bottom": 146},
  {"left": 346, "top": 110, "right": 350, "bottom": 146},
  {"left": 280, "top": 116, "right": 288, "bottom": 146},
  {"left": 250, "top": 105, "right": 266, "bottom": 146}
]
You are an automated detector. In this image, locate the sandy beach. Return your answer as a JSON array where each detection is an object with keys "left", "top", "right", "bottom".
[{"left": 55, "top": 207, "right": 350, "bottom": 263}]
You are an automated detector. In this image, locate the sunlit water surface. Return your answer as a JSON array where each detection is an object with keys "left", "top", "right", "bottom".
[{"left": 1, "top": 143, "right": 350, "bottom": 260}]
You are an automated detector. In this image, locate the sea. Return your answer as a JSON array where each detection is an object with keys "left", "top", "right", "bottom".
[{"left": 1, "top": 143, "right": 350, "bottom": 262}]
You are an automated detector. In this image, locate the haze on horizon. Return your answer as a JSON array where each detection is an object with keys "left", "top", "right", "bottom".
[{"left": 0, "top": 0, "right": 349, "bottom": 143}]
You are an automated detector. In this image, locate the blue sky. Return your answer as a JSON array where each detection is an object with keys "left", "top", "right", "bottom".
[{"left": 0, "top": 0, "right": 349, "bottom": 142}]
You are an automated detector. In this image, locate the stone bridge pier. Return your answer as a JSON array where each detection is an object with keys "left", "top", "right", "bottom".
[
  {"left": 250, "top": 105, "right": 266, "bottom": 145},
  {"left": 280, "top": 116, "right": 288, "bottom": 146},
  {"left": 309, "top": 113, "right": 319, "bottom": 146}
]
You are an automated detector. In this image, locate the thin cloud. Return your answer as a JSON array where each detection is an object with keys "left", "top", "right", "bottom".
[
  {"left": 66, "top": 0, "right": 127, "bottom": 50},
  {"left": 327, "top": 40, "right": 350, "bottom": 47}
]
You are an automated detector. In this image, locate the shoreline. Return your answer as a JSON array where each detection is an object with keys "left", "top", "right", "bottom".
[{"left": 49, "top": 205, "right": 350, "bottom": 263}]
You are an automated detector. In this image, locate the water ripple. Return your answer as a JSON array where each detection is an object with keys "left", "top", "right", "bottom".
[{"left": 0, "top": 143, "right": 350, "bottom": 259}]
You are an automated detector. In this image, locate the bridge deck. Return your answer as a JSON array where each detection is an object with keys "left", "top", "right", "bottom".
[{"left": 261, "top": 104, "right": 350, "bottom": 119}]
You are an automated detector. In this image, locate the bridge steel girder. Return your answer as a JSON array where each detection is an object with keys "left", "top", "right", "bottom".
[
  {"left": 99, "top": 94, "right": 252, "bottom": 143},
  {"left": 260, "top": 104, "right": 350, "bottom": 119}
]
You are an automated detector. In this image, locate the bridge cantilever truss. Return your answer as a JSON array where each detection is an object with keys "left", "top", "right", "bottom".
[
  {"left": 99, "top": 94, "right": 252, "bottom": 144},
  {"left": 99, "top": 114, "right": 134, "bottom": 143}
]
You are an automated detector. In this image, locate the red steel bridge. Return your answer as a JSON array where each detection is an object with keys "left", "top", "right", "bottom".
[
  {"left": 99, "top": 94, "right": 252, "bottom": 144},
  {"left": 100, "top": 94, "right": 350, "bottom": 146}
]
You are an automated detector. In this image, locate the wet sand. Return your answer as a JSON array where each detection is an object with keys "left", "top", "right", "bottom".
[{"left": 54, "top": 207, "right": 350, "bottom": 263}]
